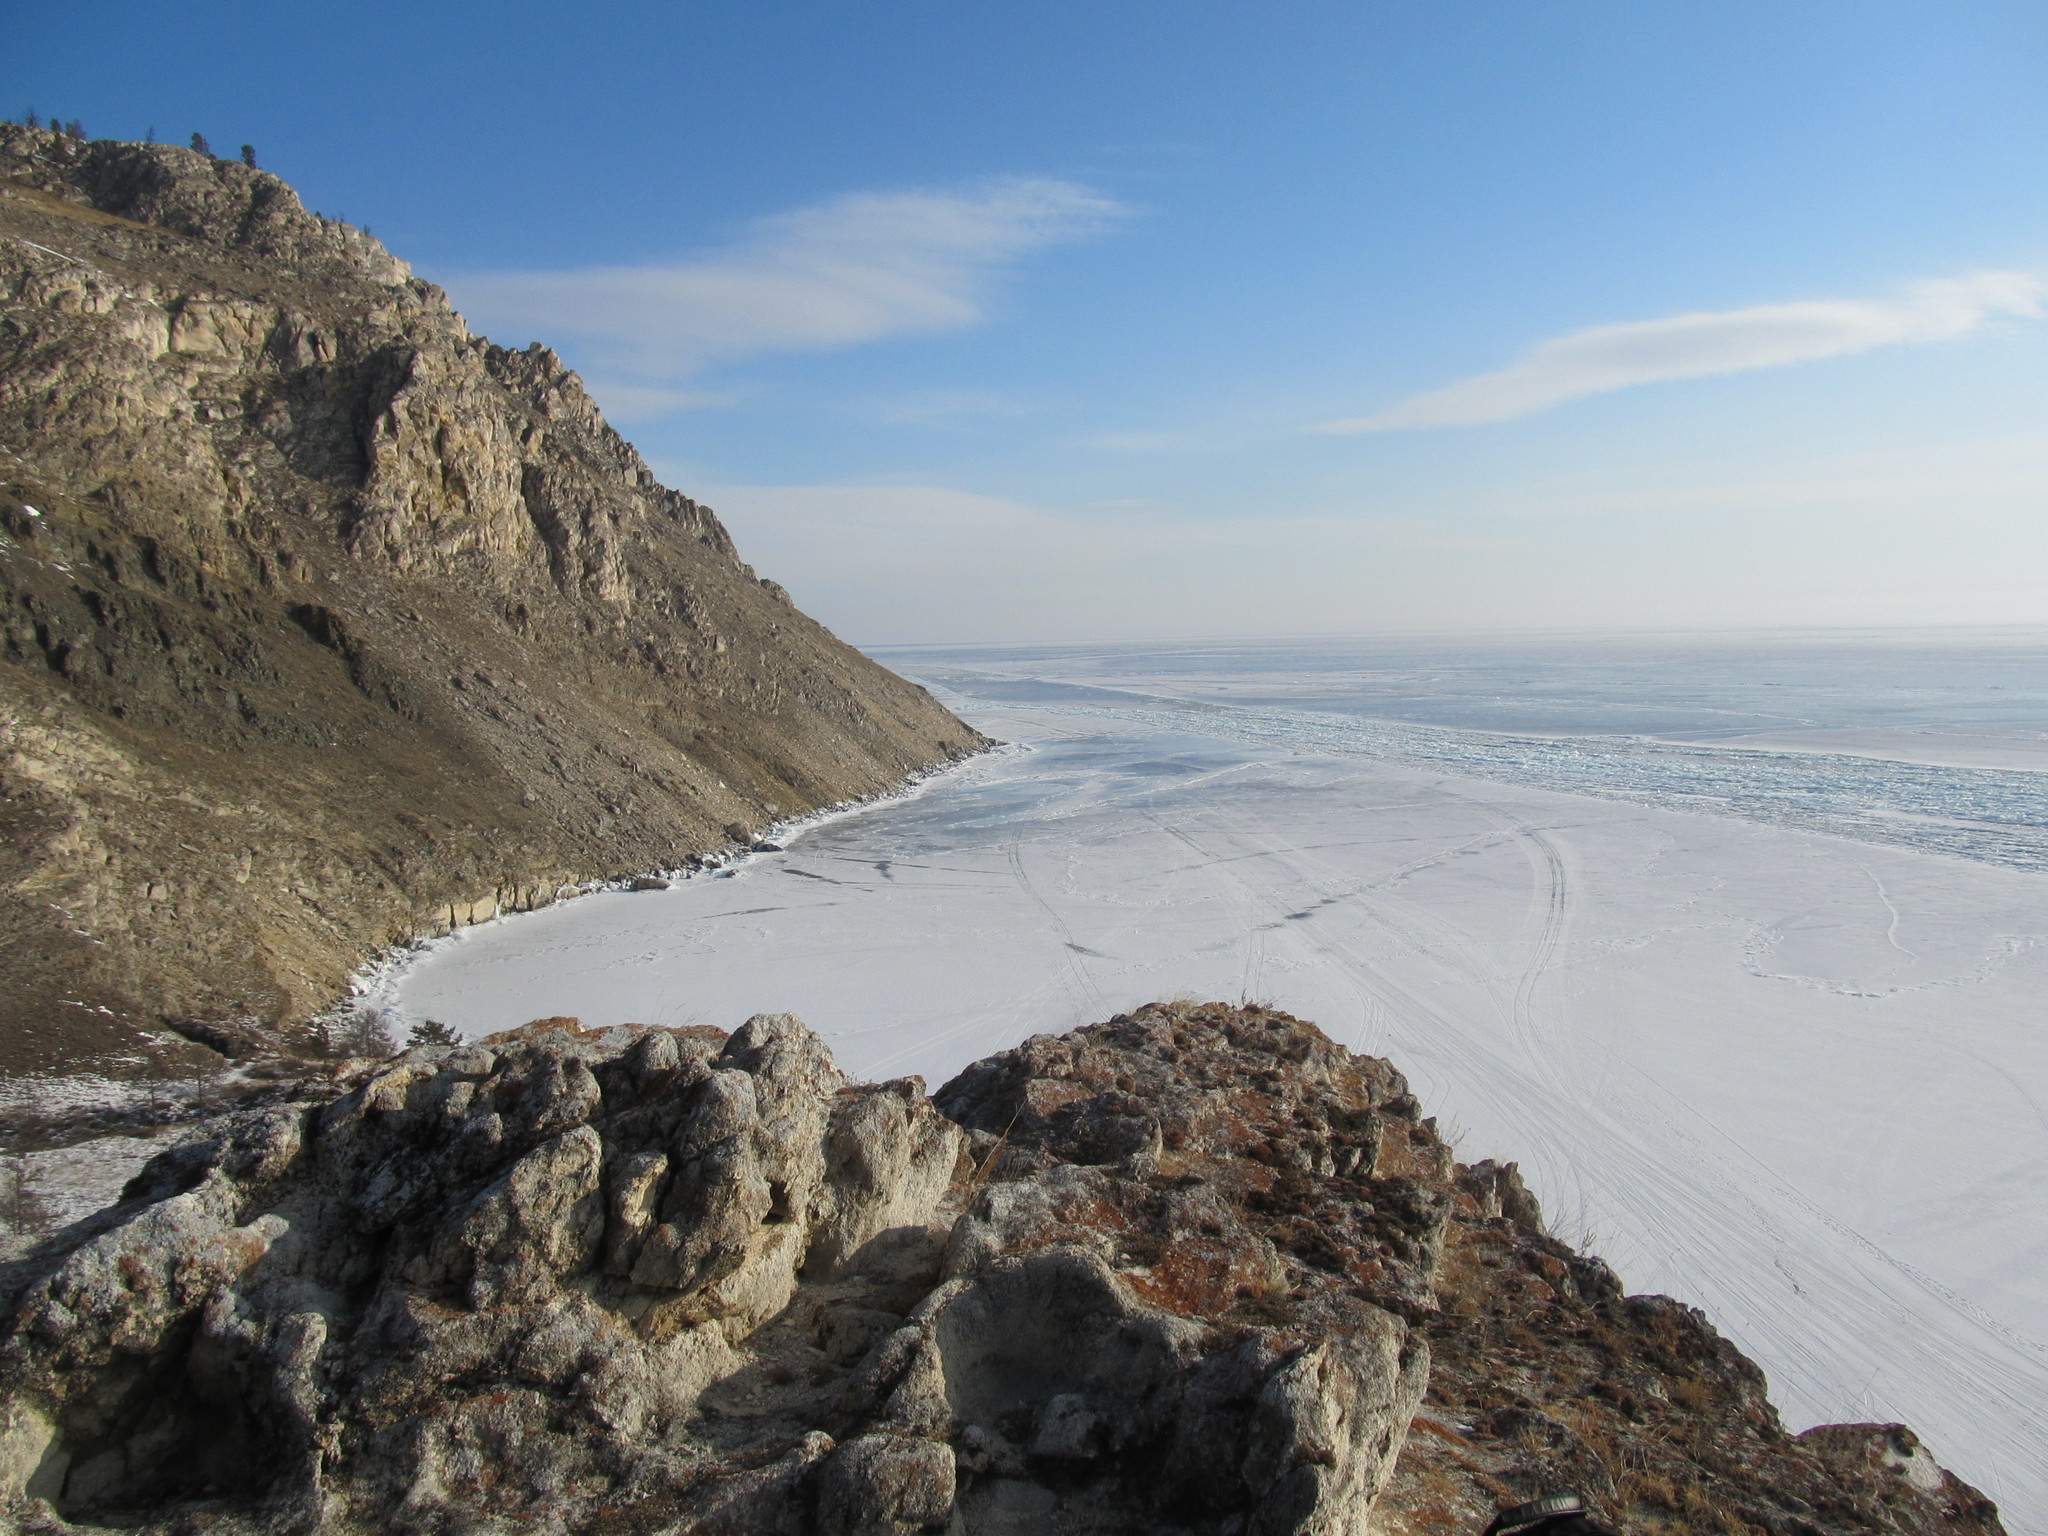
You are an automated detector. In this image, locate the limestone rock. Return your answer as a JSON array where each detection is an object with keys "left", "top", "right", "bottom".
[
  {"left": 0, "top": 1014, "right": 957, "bottom": 1533},
  {"left": 0, "top": 1004, "right": 2003, "bottom": 1536},
  {"left": 818, "top": 1434, "right": 956, "bottom": 1536}
]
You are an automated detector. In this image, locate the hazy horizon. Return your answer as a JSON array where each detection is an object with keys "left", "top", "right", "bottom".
[{"left": 854, "top": 618, "right": 2048, "bottom": 651}]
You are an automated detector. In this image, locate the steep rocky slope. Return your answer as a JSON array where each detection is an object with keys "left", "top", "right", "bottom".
[
  {"left": 0, "top": 1003, "right": 2001, "bottom": 1536},
  {"left": 0, "top": 125, "right": 984, "bottom": 1075}
]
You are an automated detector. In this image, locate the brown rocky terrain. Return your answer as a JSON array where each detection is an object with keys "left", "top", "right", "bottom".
[
  {"left": 0, "top": 1002, "right": 2002, "bottom": 1536},
  {"left": 0, "top": 123, "right": 984, "bottom": 1078}
]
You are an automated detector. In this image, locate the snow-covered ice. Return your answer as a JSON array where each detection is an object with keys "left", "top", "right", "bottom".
[
  {"left": 0, "top": 1132, "right": 175, "bottom": 1263},
  {"left": 369, "top": 633, "right": 2048, "bottom": 1529},
  {"left": 0, "top": 1073, "right": 244, "bottom": 1261}
]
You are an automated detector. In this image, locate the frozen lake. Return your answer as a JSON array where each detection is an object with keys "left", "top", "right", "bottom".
[{"left": 369, "top": 630, "right": 2048, "bottom": 1529}]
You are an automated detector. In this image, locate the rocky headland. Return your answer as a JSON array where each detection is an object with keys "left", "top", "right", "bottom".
[
  {"left": 0, "top": 1002, "right": 2001, "bottom": 1535},
  {"left": 0, "top": 123, "right": 983, "bottom": 1078}
]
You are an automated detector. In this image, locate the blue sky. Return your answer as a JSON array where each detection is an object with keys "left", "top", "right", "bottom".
[{"left": 14, "top": 1, "right": 2048, "bottom": 641}]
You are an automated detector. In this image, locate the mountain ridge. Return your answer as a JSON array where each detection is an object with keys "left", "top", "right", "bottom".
[{"left": 0, "top": 123, "right": 985, "bottom": 1076}]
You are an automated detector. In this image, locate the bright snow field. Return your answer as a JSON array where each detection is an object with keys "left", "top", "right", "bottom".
[{"left": 368, "top": 641, "right": 2048, "bottom": 1530}]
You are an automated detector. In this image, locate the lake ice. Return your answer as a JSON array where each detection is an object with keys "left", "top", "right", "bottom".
[{"left": 368, "top": 631, "right": 2048, "bottom": 1529}]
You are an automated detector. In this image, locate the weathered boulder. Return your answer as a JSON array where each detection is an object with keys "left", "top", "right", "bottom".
[
  {"left": 921, "top": 1004, "right": 1448, "bottom": 1533},
  {"left": 0, "top": 1014, "right": 956, "bottom": 1533}
]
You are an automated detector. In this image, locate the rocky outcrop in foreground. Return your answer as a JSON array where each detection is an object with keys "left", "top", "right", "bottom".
[
  {"left": 0, "top": 1004, "right": 2002, "bottom": 1535},
  {"left": 0, "top": 124, "right": 982, "bottom": 1075}
]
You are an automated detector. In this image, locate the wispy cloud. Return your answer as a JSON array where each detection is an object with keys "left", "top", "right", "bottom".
[
  {"left": 1319, "top": 270, "right": 2047, "bottom": 433},
  {"left": 441, "top": 178, "right": 1120, "bottom": 388}
]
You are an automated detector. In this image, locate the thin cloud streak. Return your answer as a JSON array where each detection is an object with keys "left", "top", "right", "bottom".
[
  {"left": 1320, "top": 270, "right": 2047, "bottom": 433},
  {"left": 442, "top": 178, "right": 1121, "bottom": 382}
]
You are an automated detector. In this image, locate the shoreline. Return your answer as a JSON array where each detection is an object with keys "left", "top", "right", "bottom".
[{"left": 341, "top": 740, "right": 1022, "bottom": 1037}]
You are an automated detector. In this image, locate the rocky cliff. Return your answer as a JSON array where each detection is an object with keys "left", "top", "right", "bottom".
[
  {"left": 0, "top": 1003, "right": 2001, "bottom": 1536},
  {"left": 0, "top": 124, "right": 984, "bottom": 1075}
]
